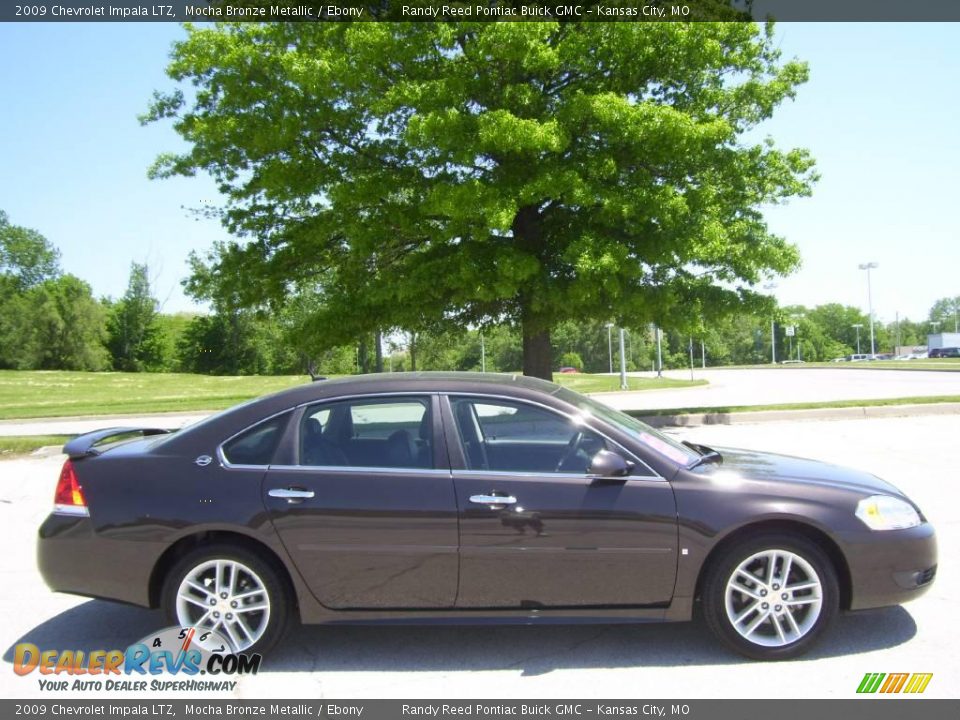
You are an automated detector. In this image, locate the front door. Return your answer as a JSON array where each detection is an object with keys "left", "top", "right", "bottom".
[
  {"left": 265, "top": 394, "right": 459, "bottom": 609},
  {"left": 445, "top": 395, "right": 678, "bottom": 608}
]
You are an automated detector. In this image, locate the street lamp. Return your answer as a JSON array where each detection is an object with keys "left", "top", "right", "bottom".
[
  {"left": 852, "top": 323, "right": 863, "bottom": 355},
  {"left": 605, "top": 322, "right": 614, "bottom": 374},
  {"left": 763, "top": 282, "right": 778, "bottom": 364},
  {"left": 794, "top": 313, "right": 805, "bottom": 362},
  {"left": 618, "top": 328, "right": 628, "bottom": 390},
  {"left": 480, "top": 330, "right": 486, "bottom": 373},
  {"left": 858, "top": 262, "right": 878, "bottom": 356}
]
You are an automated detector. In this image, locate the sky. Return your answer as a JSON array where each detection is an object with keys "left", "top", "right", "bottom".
[{"left": 0, "top": 22, "right": 958, "bottom": 325}]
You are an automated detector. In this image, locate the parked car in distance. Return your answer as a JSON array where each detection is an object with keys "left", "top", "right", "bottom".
[
  {"left": 557, "top": 366, "right": 580, "bottom": 374},
  {"left": 780, "top": 359, "right": 806, "bottom": 365},
  {"left": 38, "top": 373, "right": 937, "bottom": 661},
  {"left": 938, "top": 347, "right": 960, "bottom": 358},
  {"left": 846, "top": 354, "right": 870, "bottom": 362}
]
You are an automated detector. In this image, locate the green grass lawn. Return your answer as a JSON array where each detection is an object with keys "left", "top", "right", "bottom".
[
  {"left": 0, "top": 370, "right": 310, "bottom": 420},
  {"left": 0, "top": 434, "right": 73, "bottom": 458},
  {"left": 0, "top": 370, "right": 707, "bottom": 421}
]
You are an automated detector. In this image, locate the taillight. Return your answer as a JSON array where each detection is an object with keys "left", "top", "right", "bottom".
[{"left": 53, "top": 460, "right": 88, "bottom": 516}]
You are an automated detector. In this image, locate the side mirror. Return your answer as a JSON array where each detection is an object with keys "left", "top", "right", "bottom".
[{"left": 587, "top": 449, "right": 632, "bottom": 478}]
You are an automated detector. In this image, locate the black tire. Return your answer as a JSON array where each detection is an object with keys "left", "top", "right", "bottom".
[
  {"left": 701, "top": 533, "right": 839, "bottom": 660},
  {"left": 161, "top": 543, "right": 291, "bottom": 656}
]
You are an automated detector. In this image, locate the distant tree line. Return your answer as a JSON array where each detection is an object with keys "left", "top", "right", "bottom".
[{"left": 0, "top": 210, "right": 954, "bottom": 376}]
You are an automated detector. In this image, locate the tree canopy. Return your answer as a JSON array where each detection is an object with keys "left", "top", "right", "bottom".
[
  {"left": 148, "top": 21, "right": 815, "bottom": 378},
  {"left": 106, "top": 262, "right": 166, "bottom": 371},
  {"left": 0, "top": 209, "right": 61, "bottom": 290}
]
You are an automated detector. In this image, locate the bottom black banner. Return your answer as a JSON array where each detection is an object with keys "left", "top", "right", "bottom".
[{"left": 3, "top": 700, "right": 959, "bottom": 720}]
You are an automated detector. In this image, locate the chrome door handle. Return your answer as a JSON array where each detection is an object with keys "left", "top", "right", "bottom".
[
  {"left": 269, "top": 488, "right": 315, "bottom": 500},
  {"left": 469, "top": 494, "right": 517, "bottom": 506}
]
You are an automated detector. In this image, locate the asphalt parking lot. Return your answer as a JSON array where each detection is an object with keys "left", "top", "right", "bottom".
[{"left": 1, "top": 415, "right": 955, "bottom": 700}]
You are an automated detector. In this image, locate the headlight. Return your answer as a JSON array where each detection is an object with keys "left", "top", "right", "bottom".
[{"left": 856, "top": 495, "right": 921, "bottom": 531}]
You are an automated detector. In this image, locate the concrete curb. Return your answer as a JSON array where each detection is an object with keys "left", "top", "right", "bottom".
[{"left": 638, "top": 402, "right": 960, "bottom": 428}]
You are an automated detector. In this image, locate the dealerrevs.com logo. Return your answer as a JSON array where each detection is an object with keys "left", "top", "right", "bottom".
[
  {"left": 13, "top": 626, "right": 261, "bottom": 692},
  {"left": 856, "top": 672, "right": 933, "bottom": 694}
]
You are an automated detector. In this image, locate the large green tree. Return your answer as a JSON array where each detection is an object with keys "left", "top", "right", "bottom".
[
  {"left": 106, "top": 262, "right": 165, "bottom": 371},
  {"left": 0, "top": 209, "right": 61, "bottom": 291},
  {"left": 1, "top": 210, "right": 108, "bottom": 371},
  {"left": 147, "top": 21, "right": 814, "bottom": 379},
  {"left": 929, "top": 296, "right": 960, "bottom": 334}
]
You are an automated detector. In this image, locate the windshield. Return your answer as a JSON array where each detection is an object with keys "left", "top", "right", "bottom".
[{"left": 554, "top": 387, "right": 701, "bottom": 467}]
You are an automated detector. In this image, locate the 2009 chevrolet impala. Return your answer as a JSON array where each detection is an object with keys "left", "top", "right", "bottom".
[{"left": 38, "top": 373, "right": 936, "bottom": 659}]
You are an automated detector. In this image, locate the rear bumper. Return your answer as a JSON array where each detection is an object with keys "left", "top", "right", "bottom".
[
  {"left": 37, "top": 513, "right": 153, "bottom": 608},
  {"left": 839, "top": 522, "right": 937, "bottom": 611}
]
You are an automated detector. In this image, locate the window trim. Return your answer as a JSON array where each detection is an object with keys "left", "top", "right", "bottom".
[
  {"left": 217, "top": 409, "right": 294, "bottom": 470},
  {"left": 292, "top": 392, "right": 441, "bottom": 471},
  {"left": 441, "top": 393, "right": 662, "bottom": 480}
]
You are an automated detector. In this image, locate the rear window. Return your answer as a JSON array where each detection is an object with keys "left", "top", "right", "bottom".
[{"left": 221, "top": 413, "right": 290, "bottom": 466}]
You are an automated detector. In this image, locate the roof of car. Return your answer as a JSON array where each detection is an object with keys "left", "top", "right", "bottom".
[
  {"left": 268, "top": 371, "right": 566, "bottom": 406},
  {"left": 160, "top": 372, "right": 567, "bottom": 451}
]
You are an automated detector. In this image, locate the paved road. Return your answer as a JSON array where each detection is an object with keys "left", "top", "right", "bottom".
[
  {"left": 2, "top": 368, "right": 960, "bottom": 437},
  {"left": 1, "top": 415, "right": 955, "bottom": 699},
  {"left": 596, "top": 367, "right": 960, "bottom": 411}
]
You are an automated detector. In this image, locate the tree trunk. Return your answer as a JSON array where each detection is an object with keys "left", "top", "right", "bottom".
[
  {"left": 513, "top": 205, "right": 553, "bottom": 380},
  {"left": 409, "top": 332, "right": 417, "bottom": 372},
  {"left": 374, "top": 330, "right": 384, "bottom": 373},
  {"left": 358, "top": 340, "right": 369, "bottom": 374},
  {"left": 521, "top": 315, "right": 553, "bottom": 380}
]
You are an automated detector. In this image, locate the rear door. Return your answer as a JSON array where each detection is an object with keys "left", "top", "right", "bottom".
[
  {"left": 264, "top": 394, "right": 459, "bottom": 609},
  {"left": 445, "top": 395, "right": 678, "bottom": 608}
]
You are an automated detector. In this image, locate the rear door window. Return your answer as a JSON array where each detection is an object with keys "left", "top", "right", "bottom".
[{"left": 299, "top": 397, "right": 433, "bottom": 469}]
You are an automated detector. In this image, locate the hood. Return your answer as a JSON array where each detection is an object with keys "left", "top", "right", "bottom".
[{"left": 708, "top": 446, "right": 905, "bottom": 498}]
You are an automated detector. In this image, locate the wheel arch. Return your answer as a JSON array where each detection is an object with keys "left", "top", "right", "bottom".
[
  {"left": 148, "top": 530, "right": 298, "bottom": 611},
  {"left": 693, "top": 519, "right": 853, "bottom": 611}
]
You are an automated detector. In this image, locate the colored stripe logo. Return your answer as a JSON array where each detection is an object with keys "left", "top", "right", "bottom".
[{"left": 857, "top": 672, "right": 933, "bottom": 694}]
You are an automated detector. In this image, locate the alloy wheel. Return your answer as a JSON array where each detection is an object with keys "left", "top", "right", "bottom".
[
  {"left": 175, "top": 558, "right": 271, "bottom": 653},
  {"left": 724, "top": 548, "right": 823, "bottom": 648}
]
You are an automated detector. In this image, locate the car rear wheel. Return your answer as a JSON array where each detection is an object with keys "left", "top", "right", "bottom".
[
  {"left": 702, "top": 533, "right": 839, "bottom": 660},
  {"left": 161, "top": 544, "right": 291, "bottom": 655}
]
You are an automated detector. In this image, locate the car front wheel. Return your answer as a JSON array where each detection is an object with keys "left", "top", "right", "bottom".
[
  {"left": 702, "top": 533, "right": 839, "bottom": 660},
  {"left": 161, "top": 544, "right": 291, "bottom": 655}
]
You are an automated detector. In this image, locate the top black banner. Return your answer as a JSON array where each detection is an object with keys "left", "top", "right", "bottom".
[{"left": 5, "top": 0, "right": 960, "bottom": 22}]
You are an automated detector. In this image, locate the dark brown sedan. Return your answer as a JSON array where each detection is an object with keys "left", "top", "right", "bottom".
[{"left": 38, "top": 373, "right": 936, "bottom": 660}]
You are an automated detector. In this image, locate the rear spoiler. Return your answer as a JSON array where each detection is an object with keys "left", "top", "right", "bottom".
[{"left": 63, "top": 427, "right": 174, "bottom": 459}]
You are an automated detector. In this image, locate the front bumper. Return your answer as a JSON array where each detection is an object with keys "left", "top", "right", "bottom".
[{"left": 839, "top": 521, "right": 937, "bottom": 611}]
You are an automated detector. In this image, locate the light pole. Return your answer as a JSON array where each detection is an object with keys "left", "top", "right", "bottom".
[
  {"left": 763, "top": 282, "right": 778, "bottom": 364},
  {"left": 795, "top": 313, "right": 805, "bottom": 361},
  {"left": 605, "top": 322, "right": 614, "bottom": 374},
  {"left": 480, "top": 330, "right": 486, "bottom": 373},
  {"left": 858, "top": 262, "right": 878, "bottom": 356},
  {"left": 852, "top": 323, "right": 863, "bottom": 355},
  {"left": 655, "top": 326, "right": 663, "bottom": 378},
  {"left": 618, "top": 328, "right": 628, "bottom": 390}
]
